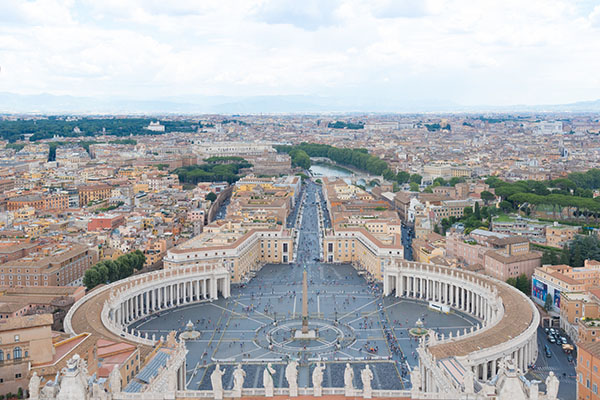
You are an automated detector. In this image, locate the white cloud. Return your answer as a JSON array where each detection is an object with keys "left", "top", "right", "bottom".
[{"left": 0, "top": 0, "right": 599, "bottom": 106}]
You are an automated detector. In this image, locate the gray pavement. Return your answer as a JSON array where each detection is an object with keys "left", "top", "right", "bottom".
[
  {"left": 526, "top": 327, "right": 576, "bottom": 400},
  {"left": 129, "top": 180, "right": 479, "bottom": 390}
]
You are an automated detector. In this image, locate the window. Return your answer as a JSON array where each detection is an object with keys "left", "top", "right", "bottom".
[
  {"left": 593, "top": 383, "right": 598, "bottom": 394},
  {"left": 14, "top": 335, "right": 19, "bottom": 342},
  {"left": 13, "top": 347, "right": 22, "bottom": 360},
  {"left": 0, "top": 350, "right": 3, "bottom": 361},
  {"left": 15, "top": 373, "right": 21, "bottom": 379}
]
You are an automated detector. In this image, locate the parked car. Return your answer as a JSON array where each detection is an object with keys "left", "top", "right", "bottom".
[
  {"left": 548, "top": 335, "right": 556, "bottom": 343},
  {"left": 545, "top": 345, "right": 552, "bottom": 358},
  {"left": 560, "top": 337, "right": 568, "bottom": 344},
  {"left": 549, "top": 328, "right": 556, "bottom": 335},
  {"left": 544, "top": 327, "right": 549, "bottom": 333},
  {"left": 567, "top": 354, "right": 574, "bottom": 363}
]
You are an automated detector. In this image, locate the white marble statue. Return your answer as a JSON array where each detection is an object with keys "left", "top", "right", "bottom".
[
  {"left": 108, "top": 365, "right": 122, "bottom": 394},
  {"left": 211, "top": 364, "right": 225, "bottom": 400},
  {"left": 545, "top": 371, "right": 559, "bottom": 400},
  {"left": 263, "top": 363, "right": 276, "bottom": 397},
  {"left": 285, "top": 360, "right": 299, "bottom": 397},
  {"left": 463, "top": 366, "right": 474, "bottom": 393},
  {"left": 29, "top": 372, "right": 41, "bottom": 400},
  {"left": 232, "top": 364, "right": 246, "bottom": 398},
  {"left": 361, "top": 365, "right": 373, "bottom": 399},
  {"left": 410, "top": 366, "right": 421, "bottom": 393},
  {"left": 344, "top": 363, "right": 354, "bottom": 396},
  {"left": 312, "top": 363, "right": 325, "bottom": 397}
]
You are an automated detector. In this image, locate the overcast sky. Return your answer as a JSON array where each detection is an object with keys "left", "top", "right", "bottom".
[{"left": 1, "top": 0, "right": 600, "bottom": 107}]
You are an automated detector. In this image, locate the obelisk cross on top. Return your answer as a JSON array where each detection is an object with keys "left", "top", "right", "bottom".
[{"left": 301, "top": 265, "right": 309, "bottom": 334}]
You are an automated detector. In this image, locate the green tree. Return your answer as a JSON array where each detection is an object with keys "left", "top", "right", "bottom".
[
  {"left": 83, "top": 268, "right": 100, "bottom": 290},
  {"left": 544, "top": 294, "right": 553, "bottom": 312},
  {"left": 205, "top": 192, "right": 217, "bottom": 202},
  {"left": 409, "top": 182, "right": 420, "bottom": 192},
  {"left": 409, "top": 174, "right": 422, "bottom": 184},
  {"left": 448, "top": 177, "right": 466, "bottom": 186},
  {"left": 396, "top": 171, "right": 410, "bottom": 184},
  {"left": 499, "top": 200, "right": 513, "bottom": 213},
  {"left": 480, "top": 191, "right": 496, "bottom": 204},
  {"left": 474, "top": 202, "right": 481, "bottom": 220},
  {"left": 516, "top": 274, "right": 530, "bottom": 295}
]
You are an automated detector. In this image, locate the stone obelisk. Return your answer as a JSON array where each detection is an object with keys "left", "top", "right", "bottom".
[{"left": 301, "top": 267, "right": 309, "bottom": 334}]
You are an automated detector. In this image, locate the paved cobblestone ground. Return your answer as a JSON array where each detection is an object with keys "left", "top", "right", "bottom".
[{"left": 130, "top": 181, "right": 478, "bottom": 390}]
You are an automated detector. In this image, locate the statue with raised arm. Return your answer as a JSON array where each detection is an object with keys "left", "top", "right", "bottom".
[
  {"left": 263, "top": 363, "right": 276, "bottom": 397},
  {"left": 286, "top": 360, "right": 299, "bottom": 397},
  {"left": 312, "top": 363, "right": 325, "bottom": 397},
  {"left": 361, "top": 365, "right": 373, "bottom": 399},
  {"left": 232, "top": 364, "right": 246, "bottom": 398},
  {"left": 344, "top": 363, "right": 354, "bottom": 396},
  {"left": 545, "top": 371, "right": 559, "bottom": 400},
  {"left": 29, "top": 372, "right": 41, "bottom": 400},
  {"left": 410, "top": 366, "right": 421, "bottom": 394},
  {"left": 211, "top": 364, "right": 225, "bottom": 400}
]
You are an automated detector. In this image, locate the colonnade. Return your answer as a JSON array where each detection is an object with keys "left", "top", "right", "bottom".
[
  {"left": 112, "top": 276, "right": 227, "bottom": 327},
  {"left": 382, "top": 261, "right": 539, "bottom": 392},
  {"left": 387, "top": 273, "right": 496, "bottom": 323}
]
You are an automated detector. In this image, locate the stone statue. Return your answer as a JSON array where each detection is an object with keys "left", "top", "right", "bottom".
[
  {"left": 40, "top": 381, "right": 58, "bottom": 399},
  {"left": 29, "top": 372, "right": 41, "bottom": 400},
  {"left": 166, "top": 369, "right": 178, "bottom": 392},
  {"left": 285, "top": 360, "right": 299, "bottom": 397},
  {"left": 92, "top": 382, "right": 108, "bottom": 400},
  {"left": 56, "top": 355, "right": 89, "bottom": 400},
  {"left": 545, "top": 371, "right": 559, "bottom": 400},
  {"left": 232, "top": 364, "right": 246, "bottom": 398},
  {"left": 166, "top": 330, "right": 178, "bottom": 347},
  {"left": 410, "top": 366, "right": 421, "bottom": 393},
  {"left": 211, "top": 364, "right": 225, "bottom": 400},
  {"left": 463, "top": 367, "right": 474, "bottom": 393},
  {"left": 344, "top": 363, "right": 354, "bottom": 396},
  {"left": 263, "top": 363, "right": 276, "bottom": 397},
  {"left": 312, "top": 363, "right": 325, "bottom": 397},
  {"left": 361, "top": 365, "right": 373, "bottom": 399},
  {"left": 108, "top": 365, "right": 122, "bottom": 393}
]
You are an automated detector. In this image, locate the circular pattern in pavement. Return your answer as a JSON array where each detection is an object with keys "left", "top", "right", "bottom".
[{"left": 254, "top": 318, "right": 356, "bottom": 356}]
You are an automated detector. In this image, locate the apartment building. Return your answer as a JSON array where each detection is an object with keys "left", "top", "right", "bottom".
[
  {"left": 0, "top": 244, "right": 98, "bottom": 287},
  {"left": 447, "top": 229, "right": 541, "bottom": 280},
  {"left": 78, "top": 184, "right": 112, "bottom": 206},
  {"left": 577, "top": 341, "right": 600, "bottom": 400}
]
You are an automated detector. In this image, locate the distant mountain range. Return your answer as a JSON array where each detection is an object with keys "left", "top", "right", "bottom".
[{"left": 1, "top": 92, "right": 600, "bottom": 114}]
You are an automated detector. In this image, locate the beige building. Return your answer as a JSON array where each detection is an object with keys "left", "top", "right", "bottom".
[
  {"left": 323, "top": 228, "right": 404, "bottom": 281},
  {"left": 546, "top": 223, "right": 580, "bottom": 248},
  {"left": 0, "top": 314, "right": 54, "bottom": 396},
  {"left": 164, "top": 221, "right": 293, "bottom": 283}
]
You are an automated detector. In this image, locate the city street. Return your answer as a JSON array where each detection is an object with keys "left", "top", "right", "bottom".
[{"left": 526, "top": 327, "right": 576, "bottom": 400}]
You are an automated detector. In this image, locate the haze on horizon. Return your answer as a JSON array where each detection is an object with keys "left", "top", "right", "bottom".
[{"left": 1, "top": 0, "right": 600, "bottom": 111}]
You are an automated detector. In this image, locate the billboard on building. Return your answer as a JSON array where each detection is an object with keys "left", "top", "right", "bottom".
[
  {"left": 553, "top": 289, "right": 561, "bottom": 308},
  {"left": 532, "top": 278, "right": 548, "bottom": 301}
]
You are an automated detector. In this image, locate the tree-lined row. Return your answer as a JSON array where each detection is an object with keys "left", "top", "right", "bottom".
[
  {"left": 83, "top": 250, "right": 145, "bottom": 290},
  {"left": 486, "top": 173, "right": 600, "bottom": 222},
  {"left": 275, "top": 143, "right": 401, "bottom": 179},
  {"left": 0, "top": 117, "right": 202, "bottom": 142},
  {"left": 541, "top": 235, "right": 600, "bottom": 268},
  {"left": 174, "top": 158, "right": 252, "bottom": 184}
]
